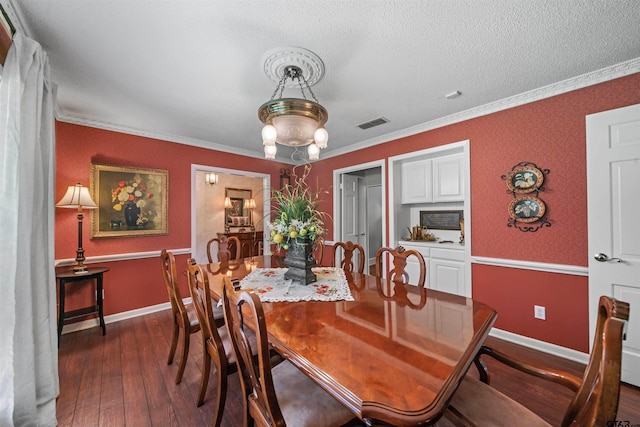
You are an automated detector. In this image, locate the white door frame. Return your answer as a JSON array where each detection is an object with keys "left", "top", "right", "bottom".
[
  {"left": 333, "top": 160, "right": 386, "bottom": 263},
  {"left": 191, "top": 164, "right": 271, "bottom": 261}
]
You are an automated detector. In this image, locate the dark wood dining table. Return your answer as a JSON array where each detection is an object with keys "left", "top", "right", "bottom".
[{"left": 202, "top": 255, "right": 497, "bottom": 426}]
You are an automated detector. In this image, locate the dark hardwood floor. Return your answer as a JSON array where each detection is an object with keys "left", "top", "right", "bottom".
[{"left": 57, "top": 308, "right": 640, "bottom": 426}]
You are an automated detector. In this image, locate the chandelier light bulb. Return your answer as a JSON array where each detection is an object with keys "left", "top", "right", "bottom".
[
  {"left": 307, "top": 143, "right": 320, "bottom": 161},
  {"left": 264, "top": 143, "right": 277, "bottom": 160},
  {"left": 314, "top": 127, "right": 328, "bottom": 149},
  {"left": 262, "top": 124, "right": 277, "bottom": 145}
]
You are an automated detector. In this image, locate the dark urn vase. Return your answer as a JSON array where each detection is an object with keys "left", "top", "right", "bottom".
[
  {"left": 283, "top": 237, "right": 317, "bottom": 285},
  {"left": 123, "top": 202, "right": 141, "bottom": 227}
]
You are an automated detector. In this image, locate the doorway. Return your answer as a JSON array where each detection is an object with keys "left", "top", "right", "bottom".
[
  {"left": 333, "top": 161, "right": 385, "bottom": 272},
  {"left": 191, "top": 165, "right": 270, "bottom": 264}
]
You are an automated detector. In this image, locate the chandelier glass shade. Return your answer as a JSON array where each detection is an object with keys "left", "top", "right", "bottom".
[{"left": 258, "top": 64, "right": 328, "bottom": 160}]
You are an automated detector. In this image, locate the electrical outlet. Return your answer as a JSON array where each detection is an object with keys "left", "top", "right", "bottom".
[{"left": 534, "top": 305, "right": 546, "bottom": 320}]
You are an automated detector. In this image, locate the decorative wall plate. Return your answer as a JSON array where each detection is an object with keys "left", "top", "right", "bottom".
[
  {"left": 508, "top": 196, "right": 546, "bottom": 223},
  {"left": 505, "top": 165, "right": 544, "bottom": 193}
]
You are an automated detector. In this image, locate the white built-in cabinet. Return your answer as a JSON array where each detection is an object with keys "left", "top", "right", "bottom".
[
  {"left": 400, "top": 153, "right": 464, "bottom": 204},
  {"left": 390, "top": 139, "right": 470, "bottom": 297},
  {"left": 400, "top": 159, "right": 432, "bottom": 203},
  {"left": 400, "top": 242, "right": 466, "bottom": 295}
]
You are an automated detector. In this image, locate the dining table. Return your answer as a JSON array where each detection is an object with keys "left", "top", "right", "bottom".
[{"left": 202, "top": 255, "right": 497, "bottom": 426}]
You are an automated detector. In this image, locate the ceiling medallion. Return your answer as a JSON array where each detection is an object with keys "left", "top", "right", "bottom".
[{"left": 258, "top": 47, "right": 328, "bottom": 161}]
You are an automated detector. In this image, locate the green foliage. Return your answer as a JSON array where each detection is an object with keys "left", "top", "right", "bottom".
[{"left": 268, "top": 165, "right": 330, "bottom": 252}]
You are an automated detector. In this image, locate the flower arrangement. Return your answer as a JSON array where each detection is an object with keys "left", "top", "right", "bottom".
[
  {"left": 111, "top": 176, "right": 154, "bottom": 226},
  {"left": 268, "top": 165, "right": 330, "bottom": 252}
]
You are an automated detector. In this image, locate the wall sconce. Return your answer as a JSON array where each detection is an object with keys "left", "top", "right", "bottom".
[
  {"left": 205, "top": 172, "right": 219, "bottom": 185},
  {"left": 56, "top": 183, "right": 98, "bottom": 273}
]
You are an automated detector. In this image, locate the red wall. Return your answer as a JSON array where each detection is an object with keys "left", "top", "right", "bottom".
[
  {"left": 55, "top": 73, "right": 640, "bottom": 352},
  {"left": 55, "top": 125, "right": 287, "bottom": 315},
  {"left": 307, "top": 73, "right": 640, "bottom": 352}
]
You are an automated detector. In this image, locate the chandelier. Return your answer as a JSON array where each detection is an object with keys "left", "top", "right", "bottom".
[{"left": 258, "top": 48, "right": 328, "bottom": 161}]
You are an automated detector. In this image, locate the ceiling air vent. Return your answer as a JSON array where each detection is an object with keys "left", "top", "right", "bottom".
[{"left": 357, "top": 117, "right": 389, "bottom": 130}]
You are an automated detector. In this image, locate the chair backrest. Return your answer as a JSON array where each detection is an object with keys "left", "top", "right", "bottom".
[
  {"left": 207, "top": 235, "right": 241, "bottom": 263},
  {"left": 186, "top": 259, "right": 227, "bottom": 364},
  {"left": 333, "top": 241, "right": 365, "bottom": 273},
  {"left": 313, "top": 237, "right": 325, "bottom": 266},
  {"left": 222, "top": 279, "right": 285, "bottom": 427},
  {"left": 160, "top": 249, "right": 187, "bottom": 316},
  {"left": 375, "top": 245, "right": 426, "bottom": 288},
  {"left": 561, "top": 295, "right": 629, "bottom": 426}
]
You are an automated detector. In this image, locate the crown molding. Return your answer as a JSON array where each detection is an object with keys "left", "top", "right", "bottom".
[
  {"left": 322, "top": 57, "right": 640, "bottom": 159},
  {"left": 55, "top": 58, "right": 640, "bottom": 161}
]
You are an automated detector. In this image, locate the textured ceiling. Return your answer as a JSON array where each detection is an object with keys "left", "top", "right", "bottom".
[{"left": 4, "top": 0, "right": 640, "bottom": 162}]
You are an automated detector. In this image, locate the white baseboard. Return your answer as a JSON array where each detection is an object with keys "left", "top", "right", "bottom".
[
  {"left": 60, "top": 300, "right": 174, "bottom": 335},
  {"left": 489, "top": 328, "right": 589, "bottom": 365}
]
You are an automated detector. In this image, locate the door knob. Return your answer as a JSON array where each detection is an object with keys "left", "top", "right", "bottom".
[{"left": 594, "top": 253, "right": 623, "bottom": 263}]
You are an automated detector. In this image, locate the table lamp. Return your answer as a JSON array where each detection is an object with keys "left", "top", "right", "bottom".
[
  {"left": 224, "top": 197, "right": 233, "bottom": 232},
  {"left": 56, "top": 183, "right": 98, "bottom": 273},
  {"left": 244, "top": 198, "right": 256, "bottom": 227}
]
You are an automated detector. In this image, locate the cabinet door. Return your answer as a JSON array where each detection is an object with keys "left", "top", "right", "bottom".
[
  {"left": 401, "top": 159, "right": 432, "bottom": 204},
  {"left": 404, "top": 256, "right": 429, "bottom": 288},
  {"left": 429, "top": 258, "right": 465, "bottom": 295},
  {"left": 433, "top": 154, "right": 464, "bottom": 202}
]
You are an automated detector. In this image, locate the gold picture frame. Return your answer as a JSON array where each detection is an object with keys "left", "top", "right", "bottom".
[{"left": 90, "top": 164, "right": 168, "bottom": 238}]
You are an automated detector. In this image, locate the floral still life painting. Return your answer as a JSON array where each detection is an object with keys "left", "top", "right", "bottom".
[{"left": 90, "top": 164, "right": 168, "bottom": 238}]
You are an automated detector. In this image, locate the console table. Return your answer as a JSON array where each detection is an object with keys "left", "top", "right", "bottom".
[
  {"left": 56, "top": 266, "right": 109, "bottom": 346},
  {"left": 217, "top": 231, "right": 264, "bottom": 258}
]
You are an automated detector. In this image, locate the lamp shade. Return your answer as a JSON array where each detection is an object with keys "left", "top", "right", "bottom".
[
  {"left": 56, "top": 184, "right": 97, "bottom": 209},
  {"left": 224, "top": 197, "right": 233, "bottom": 209},
  {"left": 245, "top": 198, "right": 256, "bottom": 209}
]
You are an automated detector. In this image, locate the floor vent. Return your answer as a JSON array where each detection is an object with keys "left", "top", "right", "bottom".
[{"left": 357, "top": 117, "right": 389, "bottom": 130}]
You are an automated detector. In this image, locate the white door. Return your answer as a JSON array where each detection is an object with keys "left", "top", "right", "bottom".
[
  {"left": 586, "top": 103, "right": 640, "bottom": 387},
  {"left": 366, "top": 185, "right": 383, "bottom": 269},
  {"left": 341, "top": 174, "right": 360, "bottom": 267}
]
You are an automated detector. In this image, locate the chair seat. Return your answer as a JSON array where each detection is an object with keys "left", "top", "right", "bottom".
[
  {"left": 217, "top": 323, "right": 237, "bottom": 365},
  {"left": 441, "top": 376, "right": 551, "bottom": 427},
  {"left": 272, "top": 360, "right": 355, "bottom": 427},
  {"left": 184, "top": 302, "right": 201, "bottom": 330}
]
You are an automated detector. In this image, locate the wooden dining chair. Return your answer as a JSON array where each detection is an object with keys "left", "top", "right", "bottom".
[
  {"left": 207, "top": 235, "right": 241, "bottom": 263},
  {"left": 312, "top": 236, "right": 325, "bottom": 266},
  {"left": 375, "top": 245, "right": 426, "bottom": 288},
  {"left": 440, "top": 295, "right": 630, "bottom": 427},
  {"left": 221, "top": 278, "right": 357, "bottom": 427},
  {"left": 160, "top": 250, "right": 201, "bottom": 385},
  {"left": 333, "top": 241, "right": 365, "bottom": 273},
  {"left": 186, "top": 259, "right": 238, "bottom": 424}
]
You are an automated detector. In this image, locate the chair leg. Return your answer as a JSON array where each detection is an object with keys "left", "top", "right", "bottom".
[
  {"left": 167, "top": 318, "right": 179, "bottom": 365},
  {"left": 198, "top": 346, "right": 211, "bottom": 407},
  {"left": 175, "top": 328, "right": 190, "bottom": 384},
  {"left": 212, "top": 361, "right": 228, "bottom": 427}
]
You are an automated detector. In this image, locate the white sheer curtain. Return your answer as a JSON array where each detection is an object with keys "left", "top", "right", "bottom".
[{"left": 0, "top": 32, "right": 58, "bottom": 426}]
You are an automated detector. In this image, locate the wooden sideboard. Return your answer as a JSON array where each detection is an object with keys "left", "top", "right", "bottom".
[{"left": 217, "top": 231, "right": 264, "bottom": 258}]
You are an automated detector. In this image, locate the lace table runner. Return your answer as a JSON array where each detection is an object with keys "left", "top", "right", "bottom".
[{"left": 239, "top": 267, "right": 354, "bottom": 302}]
